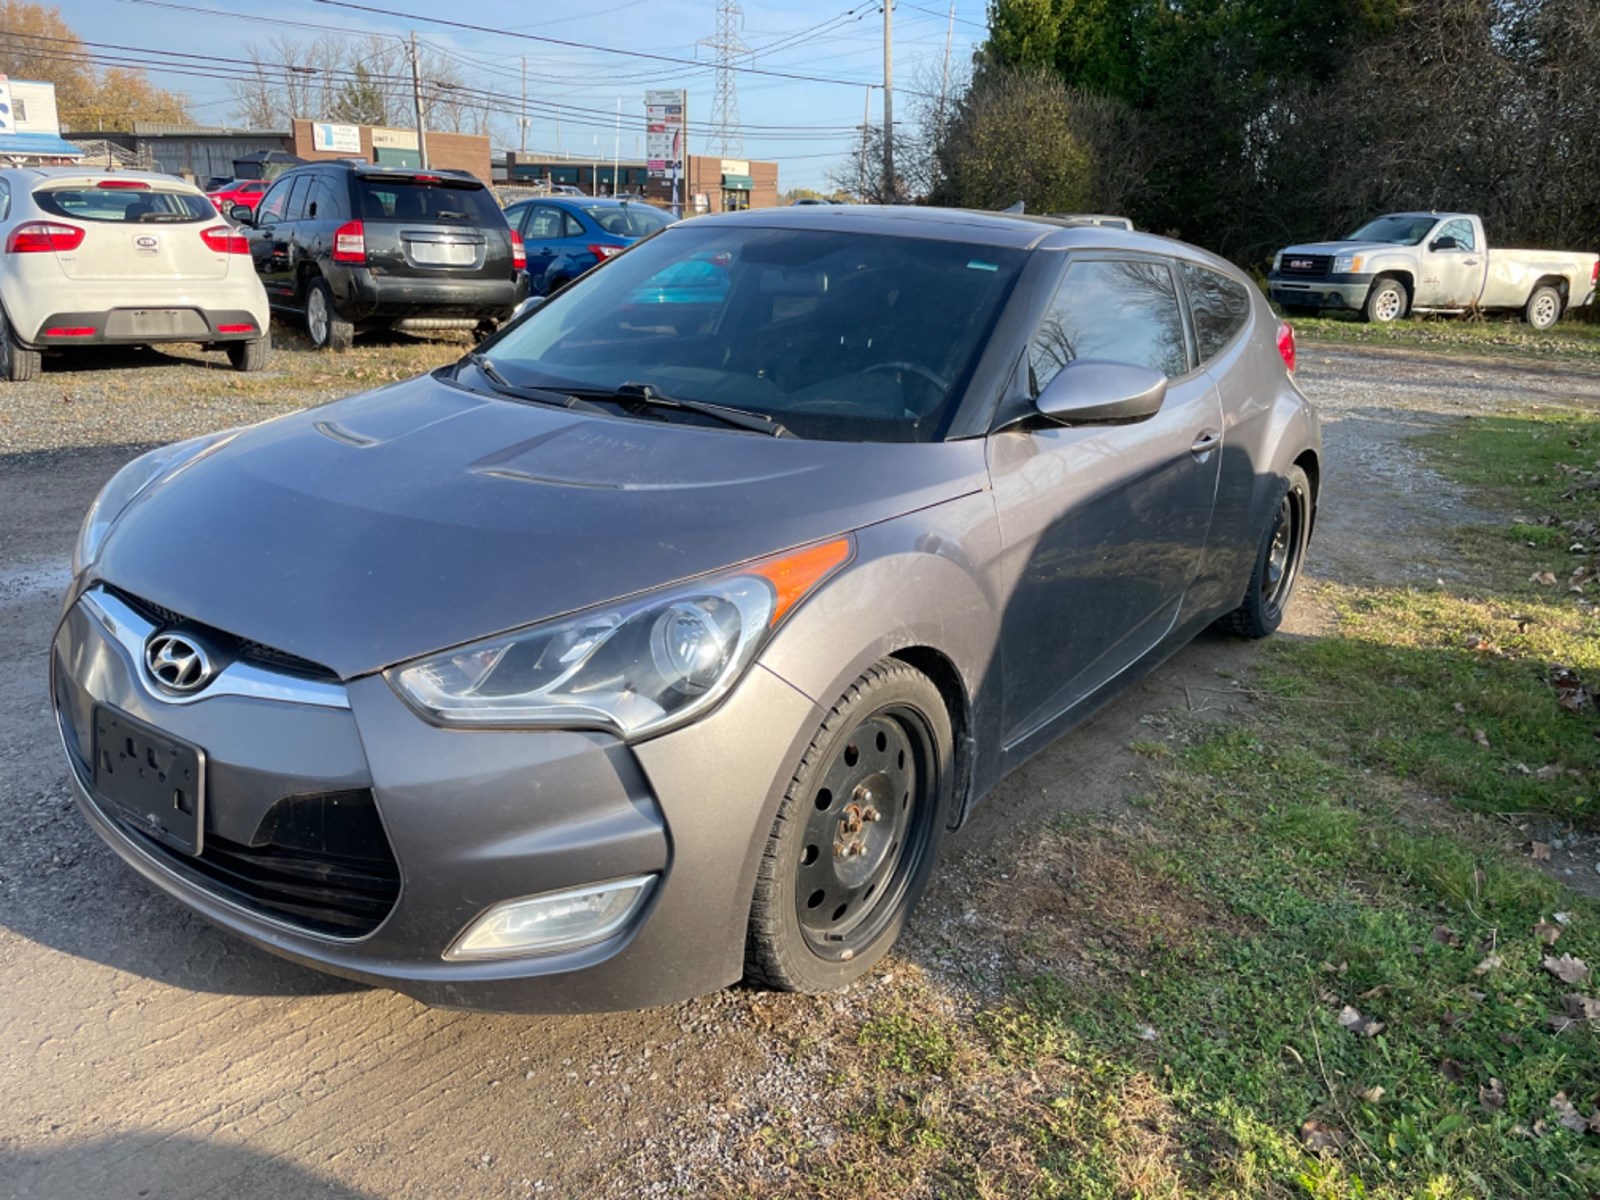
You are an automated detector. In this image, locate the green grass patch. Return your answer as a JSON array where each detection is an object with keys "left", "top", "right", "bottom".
[{"left": 1288, "top": 312, "right": 1600, "bottom": 363}]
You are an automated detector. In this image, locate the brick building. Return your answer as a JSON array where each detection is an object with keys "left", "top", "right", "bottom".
[{"left": 287, "top": 120, "right": 492, "bottom": 183}]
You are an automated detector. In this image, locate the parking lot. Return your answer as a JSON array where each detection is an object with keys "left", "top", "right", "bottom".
[{"left": 3, "top": 332, "right": 1598, "bottom": 1198}]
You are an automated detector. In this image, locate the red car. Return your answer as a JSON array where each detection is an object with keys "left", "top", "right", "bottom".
[{"left": 206, "top": 179, "right": 269, "bottom": 215}]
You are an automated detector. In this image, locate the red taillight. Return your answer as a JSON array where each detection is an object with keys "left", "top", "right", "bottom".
[
  {"left": 1277, "top": 320, "right": 1297, "bottom": 374},
  {"left": 332, "top": 220, "right": 366, "bottom": 264},
  {"left": 7, "top": 221, "right": 86, "bottom": 253},
  {"left": 216, "top": 323, "right": 255, "bottom": 333},
  {"left": 1592, "top": 260, "right": 1598, "bottom": 285},
  {"left": 413, "top": 174, "right": 442, "bottom": 183},
  {"left": 511, "top": 230, "right": 526, "bottom": 271},
  {"left": 44, "top": 326, "right": 96, "bottom": 337},
  {"left": 199, "top": 224, "right": 250, "bottom": 255},
  {"left": 95, "top": 179, "right": 150, "bottom": 189},
  {"left": 589, "top": 244, "right": 622, "bottom": 261}
]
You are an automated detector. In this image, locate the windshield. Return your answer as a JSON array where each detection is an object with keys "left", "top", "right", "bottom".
[
  {"left": 1346, "top": 215, "right": 1439, "bottom": 245},
  {"left": 581, "top": 203, "right": 672, "bottom": 237},
  {"left": 37, "top": 186, "right": 214, "bottom": 224},
  {"left": 357, "top": 177, "right": 505, "bottom": 225},
  {"left": 484, "top": 224, "right": 1026, "bottom": 442}
]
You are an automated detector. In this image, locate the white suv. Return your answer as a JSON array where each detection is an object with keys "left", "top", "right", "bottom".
[{"left": 0, "top": 168, "right": 272, "bottom": 382}]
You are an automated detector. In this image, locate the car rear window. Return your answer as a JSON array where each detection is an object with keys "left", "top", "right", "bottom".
[
  {"left": 36, "top": 186, "right": 215, "bottom": 224},
  {"left": 357, "top": 177, "right": 505, "bottom": 225},
  {"left": 580, "top": 204, "right": 672, "bottom": 237}
]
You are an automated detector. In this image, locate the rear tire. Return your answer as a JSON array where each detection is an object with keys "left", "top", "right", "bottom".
[
  {"left": 1362, "top": 277, "right": 1407, "bottom": 324},
  {"left": 0, "top": 309, "right": 42, "bottom": 383},
  {"left": 226, "top": 329, "right": 271, "bottom": 372},
  {"left": 1217, "top": 465, "right": 1311, "bottom": 639},
  {"left": 744, "top": 659, "right": 953, "bottom": 994},
  {"left": 1524, "top": 285, "right": 1563, "bottom": 331},
  {"left": 304, "top": 276, "right": 354, "bottom": 351}
]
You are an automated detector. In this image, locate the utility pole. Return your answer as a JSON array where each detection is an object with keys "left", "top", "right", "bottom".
[
  {"left": 882, "top": 0, "right": 893, "bottom": 201},
  {"left": 858, "top": 84, "right": 872, "bottom": 201},
  {"left": 409, "top": 30, "right": 430, "bottom": 169},
  {"left": 613, "top": 97, "right": 621, "bottom": 196},
  {"left": 519, "top": 55, "right": 527, "bottom": 153}
]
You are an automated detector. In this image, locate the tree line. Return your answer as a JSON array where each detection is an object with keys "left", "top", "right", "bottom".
[{"left": 851, "top": 0, "right": 1600, "bottom": 269}]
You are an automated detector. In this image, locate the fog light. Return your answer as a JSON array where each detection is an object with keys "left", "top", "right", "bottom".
[{"left": 444, "top": 875, "right": 656, "bottom": 961}]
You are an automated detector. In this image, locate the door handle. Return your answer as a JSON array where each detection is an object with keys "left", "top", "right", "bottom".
[
  {"left": 1191, "top": 431, "right": 1222, "bottom": 456},
  {"left": 1464, "top": 258, "right": 1480, "bottom": 266}
]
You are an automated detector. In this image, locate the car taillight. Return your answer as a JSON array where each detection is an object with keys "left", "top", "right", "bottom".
[
  {"left": 589, "top": 244, "right": 623, "bottom": 261},
  {"left": 511, "top": 231, "right": 526, "bottom": 270},
  {"left": 7, "top": 221, "right": 86, "bottom": 253},
  {"left": 1592, "top": 260, "right": 1598, "bottom": 285},
  {"left": 332, "top": 220, "right": 366, "bottom": 264},
  {"left": 95, "top": 179, "right": 150, "bottom": 189},
  {"left": 199, "top": 224, "right": 250, "bottom": 255},
  {"left": 1277, "top": 320, "right": 1297, "bottom": 374}
]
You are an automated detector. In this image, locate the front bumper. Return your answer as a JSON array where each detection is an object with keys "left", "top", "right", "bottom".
[
  {"left": 329, "top": 267, "right": 528, "bottom": 323},
  {"left": 52, "top": 585, "right": 819, "bottom": 1012},
  {"left": 1267, "top": 272, "right": 1374, "bottom": 311}
]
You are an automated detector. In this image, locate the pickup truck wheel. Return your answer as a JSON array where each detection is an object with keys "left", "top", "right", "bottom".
[
  {"left": 1363, "top": 278, "right": 1407, "bottom": 324},
  {"left": 304, "top": 277, "right": 354, "bottom": 351},
  {"left": 1216, "top": 466, "right": 1311, "bottom": 639},
  {"left": 744, "top": 660, "right": 953, "bottom": 994},
  {"left": 1525, "top": 285, "right": 1563, "bottom": 331},
  {"left": 0, "top": 308, "right": 42, "bottom": 383}
]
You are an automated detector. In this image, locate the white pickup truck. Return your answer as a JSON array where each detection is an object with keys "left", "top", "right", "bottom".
[{"left": 1267, "top": 212, "right": 1599, "bottom": 329}]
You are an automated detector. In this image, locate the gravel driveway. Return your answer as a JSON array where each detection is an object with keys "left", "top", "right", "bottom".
[{"left": 3, "top": 337, "right": 1597, "bottom": 1198}]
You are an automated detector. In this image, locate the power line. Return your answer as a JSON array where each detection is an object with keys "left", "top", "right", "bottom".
[
  {"left": 701, "top": 0, "right": 748, "bottom": 157},
  {"left": 896, "top": 1, "right": 987, "bottom": 31}
]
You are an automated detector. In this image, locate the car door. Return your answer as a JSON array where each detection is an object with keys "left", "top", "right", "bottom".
[
  {"left": 1417, "top": 218, "right": 1484, "bottom": 308},
  {"left": 519, "top": 204, "right": 567, "bottom": 283},
  {"left": 247, "top": 175, "right": 297, "bottom": 300},
  {"left": 988, "top": 255, "right": 1223, "bottom": 754}
]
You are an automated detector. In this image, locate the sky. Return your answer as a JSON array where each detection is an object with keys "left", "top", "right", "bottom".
[{"left": 60, "top": 0, "right": 989, "bottom": 192}]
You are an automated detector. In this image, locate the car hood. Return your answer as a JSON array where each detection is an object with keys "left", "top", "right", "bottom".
[
  {"left": 92, "top": 375, "right": 987, "bottom": 679},
  {"left": 1279, "top": 240, "right": 1395, "bottom": 258}
]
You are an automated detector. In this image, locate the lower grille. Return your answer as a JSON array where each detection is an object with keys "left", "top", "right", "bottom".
[
  {"left": 1279, "top": 254, "right": 1332, "bottom": 278},
  {"left": 118, "top": 789, "right": 401, "bottom": 938}
]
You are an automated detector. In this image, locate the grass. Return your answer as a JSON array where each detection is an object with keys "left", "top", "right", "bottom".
[
  {"left": 719, "top": 399, "right": 1600, "bottom": 1199},
  {"left": 1285, "top": 311, "right": 1600, "bottom": 363}
]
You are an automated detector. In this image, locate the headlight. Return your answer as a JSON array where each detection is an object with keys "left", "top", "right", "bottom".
[
  {"left": 1272, "top": 252, "right": 1282, "bottom": 271},
  {"left": 1331, "top": 254, "right": 1364, "bottom": 274},
  {"left": 389, "top": 537, "right": 852, "bottom": 738},
  {"left": 73, "top": 430, "right": 238, "bottom": 573}
]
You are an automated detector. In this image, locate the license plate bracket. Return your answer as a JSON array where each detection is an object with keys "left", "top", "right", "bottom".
[
  {"left": 91, "top": 705, "right": 206, "bottom": 856},
  {"left": 409, "top": 241, "right": 475, "bottom": 266}
]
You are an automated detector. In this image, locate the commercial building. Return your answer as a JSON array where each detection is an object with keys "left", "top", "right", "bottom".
[
  {"left": 503, "top": 151, "right": 778, "bottom": 213},
  {"left": 0, "top": 78, "right": 84, "bottom": 163},
  {"left": 79, "top": 123, "right": 289, "bottom": 182},
  {"left": 288, "top": 120, "right": 491, "bottom": 183}
]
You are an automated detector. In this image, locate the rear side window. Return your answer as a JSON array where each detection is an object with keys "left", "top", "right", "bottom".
[
  {"left": 357, "top": 177, "right": 504, "bottom": 225},
  {"left": 1180, "top": 262, "right": 1252, "bottom": 363},
  {"left": 257, "top": 177, "right": 295, "bottom": 224},
  {"left": 1030, "top": 258, "right": 1190, "bottom": 390},
  {"left": 581, "top": 204, "right": 671, "bottom": 237},
  {"left": 35, "top": 186, "right": 215, "bottom": 224},
  {"left": 282, "top": 175, "right": 314, "bottom": 222}
]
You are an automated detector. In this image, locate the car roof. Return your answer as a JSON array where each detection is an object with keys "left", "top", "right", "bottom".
[
  {"left": 2, "top": 166, "right": 202, "bottom": 192},
  {"left": 685, "top": 204, "right": 1243, "bottom": 271}
]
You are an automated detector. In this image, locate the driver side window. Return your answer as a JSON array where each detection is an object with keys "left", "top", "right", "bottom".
[
  {"left": 1029, "top": 258, "right": 1189, "bottom": 393},
  {"left": 1436, "top": 219, "right": 1475, "bottom": 251}
]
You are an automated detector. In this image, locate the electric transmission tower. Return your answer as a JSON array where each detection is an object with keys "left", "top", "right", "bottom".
[{"left": 700, "top": 0, "right": 748, "bottom": 157}]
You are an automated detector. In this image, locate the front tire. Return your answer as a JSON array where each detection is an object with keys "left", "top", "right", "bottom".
[
  {"left": 1362, "top": 277, "right": 1407, "bottom": 324},
  {"left": 226, "top": 329, "right": 271, "bottom": 372},
  {"left": 304, "top": 276, "right": 354, "bottom": 351},
  {"left": 0, "top": 308, "right": 42, "bottom": 382},
  {"left": 1217, "top": 465, "right": 1311, "bottom": 639},
  {"left": 1524, "top": 285, "right": 1563, "bottom": 331},
  {"left": 744, "top": 660, "right": 953, "bottom": 993}
]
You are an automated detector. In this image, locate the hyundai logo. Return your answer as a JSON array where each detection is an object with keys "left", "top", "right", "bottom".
[{"left": 144, "top": 632, "right": 214, "bottom": 694}]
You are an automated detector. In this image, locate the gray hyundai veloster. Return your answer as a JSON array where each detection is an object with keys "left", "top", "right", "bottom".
[{"left": 52, "top": 206, "right": 1319, "bottom": 1012}]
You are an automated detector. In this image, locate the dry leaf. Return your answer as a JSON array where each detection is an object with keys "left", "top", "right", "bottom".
[
  {"left": 1532, "top": 571, "right": 1558, "bottom": 585},
  {"left": 1481, "top": 1078, "right": 1507, "bottom": 1112},
  {"left": 1300, "top": 1119, "right": 1347, "bottom": 1153},
  {"left": 1543, "top": 954, "right": 1592, "bottom": 986},
  {"left": 1499, "top": 1031, "right": 1524, "bottom": 1047},
  {"left": 1473, "top": 728, "right": 1491, "bottom": 747},
  {"left": 1475, "top": 953, "right": 1504, "bottom": 974},
  {"left": 1554, "top": 912, "right": 1573, "bottom": 925},
  {"left": 1548, "top": 1011, "right": 1581, "bottom": 1035},
  {"left": 1433, "top": 925, "right": 1463, "bottom": 948},
  {"left": 1562, "top": 994, "right": 1600, "bottom": 1027},
  {"left": 1360, "top": 1085, "right": 1386, "bottom": 1104},
  {"left": 1535, "top": 921, "right": 1563, "bottom": 946},
  {"left": 1551, "top": 1094, "right": 1590, "bottom": 1135},
  {"left": 1534, "top": 765, "right": 1565, "bottom": 780},
  {"left": 1465, "top": 633, "right": 1487, "bottom": 649},
  {"left": 1530, "top": 842, "right": 1553, "bottom": 861},
  {"left": 1337, "top": 1005, "right": 1385, "bottom": 1037},
  {"left": 1440, "top": 1058, "right": 1469, "bottom": 1084}
]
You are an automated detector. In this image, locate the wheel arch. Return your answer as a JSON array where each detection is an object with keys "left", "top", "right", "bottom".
[
  {"left": 1532, "top": 274, "right": 1570, "bottom": 303},
  {"left": 1370, "top": 269, "right": 1413, "bottom": 301},
  {"left": 889, "top": 645, "right": 976, "bottom": 830}
]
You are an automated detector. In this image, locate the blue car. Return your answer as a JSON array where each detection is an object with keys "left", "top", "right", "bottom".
[{"left": 502, "top": 196, "right": 675, "bottom": 296}]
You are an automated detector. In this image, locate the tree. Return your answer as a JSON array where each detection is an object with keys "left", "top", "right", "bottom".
[
  {"left": 0, "top": 1, "right": 190, "bottom": 130},
  {"left": 331, "top": 63, "right": 387, "bottom": 126}
]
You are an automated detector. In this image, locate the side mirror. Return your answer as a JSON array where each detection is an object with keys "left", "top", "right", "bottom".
[
  {"left": 1034, "top": 359, "right": 1168, "bottom": 426},
  {"left": 230, "top": 204, "right": 255, "bottom": 226},
  {"left": 1430, "top": 235, "right": 1459, "bottom": 251}
]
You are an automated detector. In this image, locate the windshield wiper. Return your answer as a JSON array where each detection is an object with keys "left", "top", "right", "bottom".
[
  {"left": 585, "top": 381, "right": 794, "bottom": 438},
  {"left": 462, "top": 353, "right": 607, "bottom": 413}
]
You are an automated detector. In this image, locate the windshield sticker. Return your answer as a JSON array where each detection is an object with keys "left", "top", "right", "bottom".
[{"left": 967, "top": 260, "right": 999, "bottom": 272}]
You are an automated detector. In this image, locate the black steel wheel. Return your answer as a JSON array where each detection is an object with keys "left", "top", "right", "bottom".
[
  {"left": 745, "top": 660, "right": 953, "bottom": 993},
  {"left": 1217, "top": 464, "right": 1311, "bottom": 639}
]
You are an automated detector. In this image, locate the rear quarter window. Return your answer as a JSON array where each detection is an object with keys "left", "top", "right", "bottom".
[
  {"left": 357, "top": 178, "right": 505, "bottom": 226},
  {"left": 1180, "top": 262, "right": 1253, "bottom": 363},
  {"left": 35, "top": 186, "right": 215, "bottom": 224}
]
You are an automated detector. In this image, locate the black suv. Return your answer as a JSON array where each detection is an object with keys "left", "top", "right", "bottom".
[{"left": 233, "top": 164, "right": 528, "bottom": 350}]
